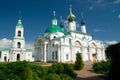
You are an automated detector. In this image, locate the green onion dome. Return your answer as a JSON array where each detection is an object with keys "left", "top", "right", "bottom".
[{"left": 45, "top": 25, "right": 64, "bottom": 33}]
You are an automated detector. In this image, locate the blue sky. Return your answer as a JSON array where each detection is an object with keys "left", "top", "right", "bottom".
[{"left": 0, "top": 0, "right": 120, "bottom": 49}]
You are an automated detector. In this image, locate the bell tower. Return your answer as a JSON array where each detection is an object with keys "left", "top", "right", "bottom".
[{"left": 13, "top": 18, "right": 25, "bottom": 49}]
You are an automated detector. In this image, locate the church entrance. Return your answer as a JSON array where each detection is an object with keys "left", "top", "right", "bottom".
[
  {"left": 92, "top": 54, "right": 97, "bottom": 62},
  {"left": 17, "top": 54, "right": 20, "bottom": 61},
  {"left": 4, "top": 56, "right": 7, "bottom": 62}
]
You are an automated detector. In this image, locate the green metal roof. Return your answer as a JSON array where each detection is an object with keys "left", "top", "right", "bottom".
[
  {"left": 45, "top": 25, "right": 64, "bottom": 33},
  {"left": 2, "top": 48, "right": 11, "bottom": 51},
  {"left": 64, "top": 32, "right": 71, "bottom": 36},
  {"left": 16, "top": 19, "right": 23, "bottom": 28},
  {"left": 17, "top": 24, "right": 23, "bottom": 27},
  {"left": 53, "top": 17, "right": 57, "bottom": 20}
]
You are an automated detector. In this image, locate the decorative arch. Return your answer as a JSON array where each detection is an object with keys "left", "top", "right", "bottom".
[
  {"left": 37, "top": 39, "right": 43, "bottom": 45},
  {"left": 88, "top": 41, "right": 98, "bottom": 48},
  {"left": 91, "top": 42, "right": 96, "bottom": 48},
  {"left": 17, "top": 42, "right": 21, "bottom": 48},
  {"left": 88, "top": 41, "right": 98, "bottom": 61},
  {"left": 18, "top": 31, "right": 21, "bottom": 36},
  {"left": 74, "top": 40, "right": 81, "bottom": 47}
]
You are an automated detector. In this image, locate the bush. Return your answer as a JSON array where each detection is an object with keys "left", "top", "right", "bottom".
[
  {"left": 49, "top": 63, "right": 64, "bottom": 74},
  {"left": 42, "top": 73, "right": 61, "bottom": 80},
  {"left": 60, "top": 74, "right": 73, "bottom": 80},
  {"left": 63, "top": 63, "right": 77, "bottom": 79},
  {"left": 49, "top": 63, "right": 77, "bottom": 79},
  {"left": 0, "top": 61, "right": 77, "bottom": 80},
  {"left": 93, "top": 60, "right": 111, "bottom": 74},
  {"left": 74, "top": 52, "right": 84, "bottom": 70}
]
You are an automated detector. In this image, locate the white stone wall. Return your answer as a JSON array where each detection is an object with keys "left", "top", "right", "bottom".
[{"left": 0, "top": 51, "right": 9, "bottom": 62}]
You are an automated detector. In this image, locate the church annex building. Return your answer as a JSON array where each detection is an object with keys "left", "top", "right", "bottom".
[
  {"left": 34, "top": 6, "right": 106, "bottom": 63},
  {"left": 0, "top": 19, "right": 33, "bottom": 62}
]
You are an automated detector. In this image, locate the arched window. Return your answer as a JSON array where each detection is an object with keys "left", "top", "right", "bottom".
[
  {"left": 17, "top": 42, "right": 21, "bottom": 48},
  {"left": 17, "top": 54, "right": 20, "bottom": 61},
  {"left": 53, "top": 36, "right": 56, "bottom": 38},
  {"left": 18, "top": 31, "right": 21, "bottom": 36},
  {"left": 4, "top": 56, "right": 7, "bottom": 62}
]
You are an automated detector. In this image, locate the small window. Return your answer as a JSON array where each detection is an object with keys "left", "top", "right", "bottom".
[
  {"left": 53, "top": 36, "right": 56, "bottom": 38},
  {"left": 52, "top": 52, "right": 54, "bottom": 59},
  {"left": 0, "top": 51, "right": 1, "bottom": 58},
  {"left": 52, "top": 44, "right": 54, "bottom": 47},
  {"left": 55, "top": 51, "right": 57, "bottom": 59},
  {"left": 18, "top": 31, "right": 21, "bottom": 36},
  {"left": 28, "top": 54, "right": 30, "bottom": 56},
  {"left": 66, "top": 54, "right": 69, "bottom": 59},
  {"left": 17, "top": 42, "right": 21, "bottom": 48}
]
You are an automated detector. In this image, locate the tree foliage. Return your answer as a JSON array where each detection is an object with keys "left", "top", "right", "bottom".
[
  {"left": 105, "top": 42, "right": 120, "bottom": 80},
  {"left": 74, "top": 52, "right": 84, "bottom": 70},
  {"left": 0, "top": 61, "right": 77, "bottom": 80}
]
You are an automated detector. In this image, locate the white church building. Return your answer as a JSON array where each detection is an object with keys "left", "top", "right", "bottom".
[
  {"left": 0, "top": 19, "right": 33, "bottom": 62},
  {"left": 34, "top": 7, "right": 106, "bottom": 63}
]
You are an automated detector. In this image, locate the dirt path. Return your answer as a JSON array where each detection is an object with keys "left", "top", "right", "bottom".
[{"left": 75, "top": 61, "right": 106, "bottom": 80}]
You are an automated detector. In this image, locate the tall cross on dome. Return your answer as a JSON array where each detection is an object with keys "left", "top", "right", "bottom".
[{"left": 53, "top": 10, "right": 56, "bottom": 17}]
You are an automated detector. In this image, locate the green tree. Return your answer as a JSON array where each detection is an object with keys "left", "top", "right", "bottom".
[
  {"left": 105, "top": 42, "right": 120, "bottom": 80},
  {"left": 74, "top": 52, "right": 84, "bottom": 70},
  {"left": 24, "top": 67, "right": 33, "bottom": 80}
]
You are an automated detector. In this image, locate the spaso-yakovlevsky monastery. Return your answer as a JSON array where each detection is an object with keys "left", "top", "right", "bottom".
[{"left": 0, "top": 6, "right": 106, "bottom": 62}]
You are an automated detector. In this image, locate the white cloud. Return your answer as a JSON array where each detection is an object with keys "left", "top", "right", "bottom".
[
  {"left": 104, "top": 40, "right": 118, "bottom": 45},
  {"left": 89, "top": 6, "right": 93, "bottom": 10},
  {"left": 0, "top": 38, "right": 12, "bottom": 49},
  {"left": 26, "top": 42, "right": 34, "bottom": 52},
  {"left": 89, "top": 0, "right": 113, "bottom": 10},
  {"left": 94, "top": 40, "right": 118, "bottom": 48},
  {"left": 114, "top": 0, "right": 120, "bottom": 4},
  {"left": 0, "top": 38, "right": 34, "bottom": 53},
  {"left": 93, "top": 29, "right": 101, "bottom": 32},
  {"left": 118, "top": 14, "right": 120, "bottom": 19}
]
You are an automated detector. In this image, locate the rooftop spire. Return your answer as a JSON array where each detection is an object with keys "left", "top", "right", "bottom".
[
  {"left": 53, "top": 10, "right": 56, "bottom": 17},
  {"left": 16, "top": 11, "right": 23, "bottom": 27},
  {"left": 19, "top": 10, "right": 21, "bottom": 20},
  {"left": 81, "top": 12, "right": 84, "bottom": 19},
  {"left": 60, "top": 16, "right": 63, "bottom": 21},
  {"left": 67, "top": 5, "right": 76, "bottom": 21},
  {"left": 59, "top": 16, "right": 64, "bottom": 28},
  {"left": 81, "top": 12, "right": 85, "bottom": 25},
  {"left": 70, "top": 5, "right": 72, "bottom": 14},
  {"left": 52, "top": 10, "right": 57, "bottom": 25}
]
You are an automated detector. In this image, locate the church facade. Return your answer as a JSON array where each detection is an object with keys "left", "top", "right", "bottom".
[
  {"left": 34, "top": 7, "right": 106, "bottom": 63},
  {"left": 0, "top": 19, "right": 33, "bottom": 62}
]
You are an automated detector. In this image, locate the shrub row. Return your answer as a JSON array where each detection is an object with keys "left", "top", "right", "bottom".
[{"left": 0, "top": 61, "right": 77, "bottom": 80}]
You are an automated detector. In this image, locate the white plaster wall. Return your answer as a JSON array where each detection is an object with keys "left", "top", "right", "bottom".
[
  {"left": 68, "top": 21, "right": 76, "bottom": 31},
  {"left": 15, "top": 28, "right": 24, "bottom": 37},
  {"left": 0, "top": 51, "right": 9, "bottom": 62}
]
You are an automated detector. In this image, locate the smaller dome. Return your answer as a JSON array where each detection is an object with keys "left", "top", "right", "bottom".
[
  {"left": 45, "top": 25, "right": 64, "bottom": 33},
  {"left": 67, "top": 6, "right": 76, "bottom": 22},
  {"left": 16, "top": 19, "right": 23, "bottom": 27},
  {"left": 81, "top": 20, "right": 85, "bottom": 25}
]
